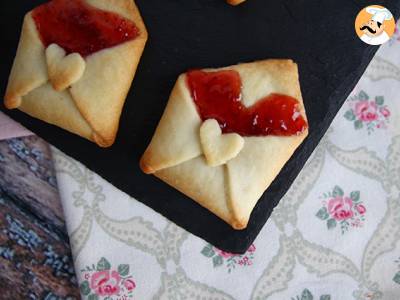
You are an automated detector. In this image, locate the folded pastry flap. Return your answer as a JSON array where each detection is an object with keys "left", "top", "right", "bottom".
[
  {"left": 4, "top": 13, "right": 48, "bottom": 108},
  {"left": 140, "top": 75, "right": 203, "bottom": 173},
  {"left": 155, "top": 156, "right": 234, "bottom": 226},
  {"left": 223, "top": 59, "right": 307, "bottom": 227},
  {"left": 19, "top": 83, "right": 93, "bottom": 140},
  {"left": 226, "top": 134, "right": 307, "bottom": 227},
  {"left": 70, "top": 39, "right": 145, "bottom": 146}
]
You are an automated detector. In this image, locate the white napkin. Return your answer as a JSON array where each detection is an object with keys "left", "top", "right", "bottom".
[{"left": 53, "top": 36, "right": 400, "bottom": 300}]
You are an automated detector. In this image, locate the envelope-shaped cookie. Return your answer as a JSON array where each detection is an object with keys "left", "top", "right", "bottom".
[
  {"left": 140, "top": 59, "right": 309, "bottom": 229},
  {"left": 4, "top": 0, "right": 147, "bottom": 147}
]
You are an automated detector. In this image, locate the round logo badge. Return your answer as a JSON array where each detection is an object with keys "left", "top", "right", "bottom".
[{"left": 355, "top": 5, "right": 395, "bottom": 45}]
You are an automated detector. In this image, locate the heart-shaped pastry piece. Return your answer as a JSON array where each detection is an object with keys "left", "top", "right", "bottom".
[
  {"left": 200, "top": 119, "right": 244, "bottom": 167},
  {"left": 45, "top": 44, "right": 85, "bottom": 91}
]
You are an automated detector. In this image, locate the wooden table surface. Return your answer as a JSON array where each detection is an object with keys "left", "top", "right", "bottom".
[{"left": 0, "top": 136, "right": 80, "bottom": 299}]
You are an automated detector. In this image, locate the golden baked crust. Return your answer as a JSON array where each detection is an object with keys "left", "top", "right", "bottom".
[
  {"left": 226, "top": 0, "right": 247, "bottom": 6},
  {"left": 140, "top": 59, "right": 308, "bottom": 229},
  {"left": 4, "top": 0, "right": 148, "bottom": 147}
]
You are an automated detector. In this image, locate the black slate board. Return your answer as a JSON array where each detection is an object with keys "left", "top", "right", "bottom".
[{"left": 1, "top": 0, "right": 399, "bottom": 254}]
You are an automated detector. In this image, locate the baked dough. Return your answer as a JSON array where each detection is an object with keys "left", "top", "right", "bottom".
[
  {"left": 227, "top": 0, "right": 247, "bottom": 6},
  {"left": 140, "top": 59, "right": 309, "bottom": 229},
  {"left": 4, "top": 0, "right": 148, "bottom": 147},
  {"left": 200, "top": 119, "right": 244, "bottom": 167}
]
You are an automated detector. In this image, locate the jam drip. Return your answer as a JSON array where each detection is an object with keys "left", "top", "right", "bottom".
[
  {"left": 32, "top": 0, "right": 140, "bottom": 57},
  {"left": 187, "top": 70, "right": 308, "bottom": 136}
]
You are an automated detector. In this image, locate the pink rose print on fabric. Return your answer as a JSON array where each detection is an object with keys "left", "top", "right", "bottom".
[
  {"left": 91, "top": 270, "right": 121, "bottom": 296},
  {"left": 215, "top": 249, "right": 235, "bottom": 259},
  {"left": 316, "top": 186, "right": 366, "bottom": 234},
  {"left": 344, "top": 91, "right": 390, "bottom": 134},
  {"left": 201, "top": 243, "right": 256, "bottom": 273},
  {"left": 124, "top": 279, "right": 136, "bottom": 291},
  {"left": 327, "top": 196, "right": 354, "bottom": 221},
  {"left": 247, "top": 244, "right": 256, "bottom": 252},
  {"left": 356, "top": 204, "right": 366, "bottom": 215},
  {"left": 355, "top": 101, "right": 378, "bottom": 122},
  {"left": 79, "top": 257, "right": 136, "bottom": 299},
  {"left": 380, "top": 107, "right": 391, "bottom": 118}
]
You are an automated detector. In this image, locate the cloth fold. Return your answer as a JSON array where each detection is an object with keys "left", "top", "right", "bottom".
[{"left": 0, "top": 111, "right": 32, "bottom": 140}]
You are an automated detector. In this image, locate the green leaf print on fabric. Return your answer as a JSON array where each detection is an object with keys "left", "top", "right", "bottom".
[
  {"left": 316, "top": 207, "right": 329, "bottom": 220},
  {"left": 292, "top": 289, "right": 331, "bottom": 300},
  {"left": 393, "top": 271, "right": 400, "bottom": 284},
  {"left": 332, "top": 186, "right": 344, "bottom": 197},
  {"left": 96, "top": 257, "right": 111, "bottom": 271},
  {"left": 375, "top": 96, "right": 384, "bottom": 105},
  {"left": 354, "top": 120, "right": 363, "bottom": 129},
  {"left": 118, "top": 264, "right": 130, "bottom": 276},
  {"left": 87, "top": 294, "right": 99, "bottom": 300},
  {"left": 327, "top": 218, "right": 337, "bottom": 230},
  {"left": 213, "top": 255, "right": 224, "bottom": 267},
  {"left": 80, "top": 280, "right": 90, "bottom": 296},
  {"left": 201, "top": 244, "right": 215, "bottom": 258},
  {"left": 359, "top": 90, "right": 369, "bottom": 100},
  {"left": 344, "top": 110, "right": 356, "bottom": 121},
  {"left": 301, "top": 288, "right": 313, "bottom": 300},
  {"left": 350, "top": 191, "right": 360, "bottom": 202}
]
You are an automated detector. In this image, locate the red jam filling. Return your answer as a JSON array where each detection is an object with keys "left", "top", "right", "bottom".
[
  {"left": 187, "top": 69, "right": 308, "bottom": 136},
  {"left": 32, "top": 0, "right": 140, "bottom": 57}
]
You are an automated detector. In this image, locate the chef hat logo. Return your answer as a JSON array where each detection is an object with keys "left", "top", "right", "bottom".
[
  {"left": 355, "top": 5, "right": 395, "bottom": 45},
  {"left": 367, "top": 7, "right": 393, "bottom": 23}
]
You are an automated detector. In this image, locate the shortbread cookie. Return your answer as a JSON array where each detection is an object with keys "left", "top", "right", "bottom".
[
  {"left": 140, "top": 59, "right": 309, "bottom": 229},
  {"left": 227, "top": 0, "right": 247, "bottom": 6},
  {"left": 4, "top": 0, "right": 148, "bottom": 147}
]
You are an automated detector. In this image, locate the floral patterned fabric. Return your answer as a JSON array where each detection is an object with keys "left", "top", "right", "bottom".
[
  {"left": 315, "top": 186, "right": 367, "bottom": 234},
  {"left": 49, "top": 34, "right": 400, "bottom": 300},
  {"left": 79, "top": 257, "right": 136, "bottom": 299}
]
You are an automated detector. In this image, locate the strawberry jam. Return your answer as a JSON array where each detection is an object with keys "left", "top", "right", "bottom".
[
  {"left": 187, "top": 69, "right": 308, "bottom": 136},
  {"left": 32, "top": 0, "right": 140, "bottom": 57}
]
